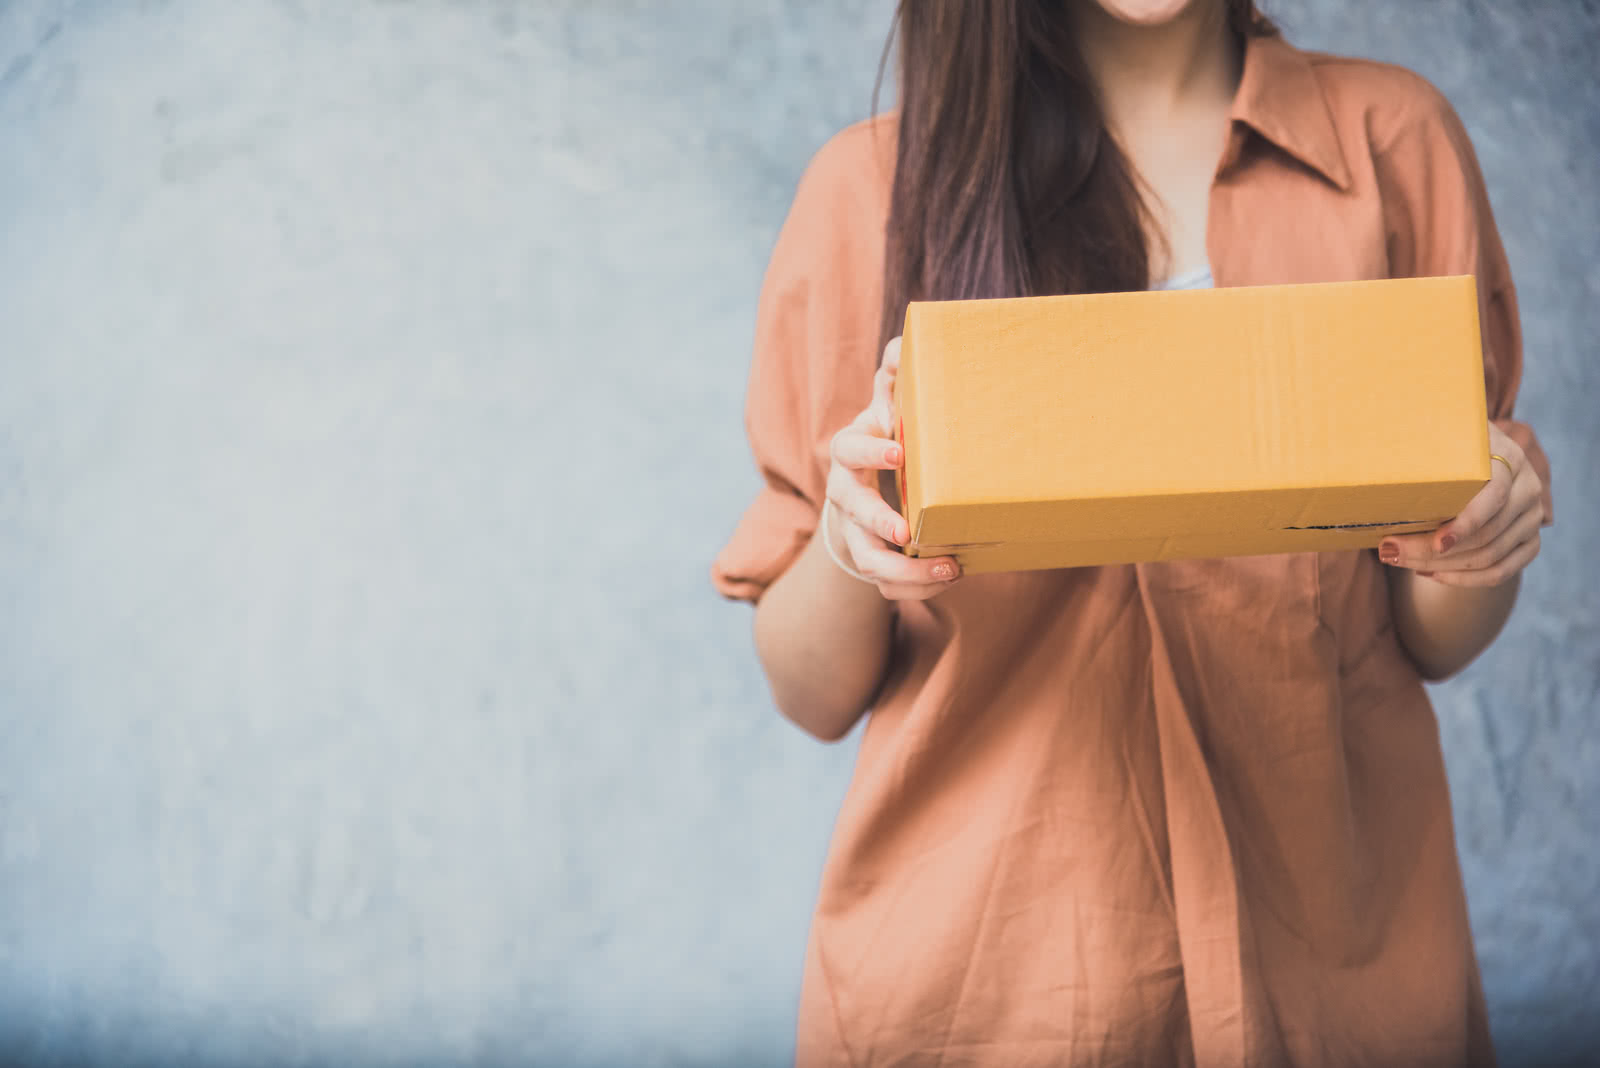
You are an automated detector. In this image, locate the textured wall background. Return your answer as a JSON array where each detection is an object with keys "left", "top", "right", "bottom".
[{"left": 0, "top": 1, "right": 1594, "bottom": 1066}]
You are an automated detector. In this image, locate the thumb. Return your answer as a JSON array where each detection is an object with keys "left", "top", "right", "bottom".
[{"left": 870, "top": 337, "right": 901, "bottom": 433}]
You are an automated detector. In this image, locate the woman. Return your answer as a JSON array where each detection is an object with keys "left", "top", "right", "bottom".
[{"left": 713, "top": 1, "right": 1555, "bottom": 1064}]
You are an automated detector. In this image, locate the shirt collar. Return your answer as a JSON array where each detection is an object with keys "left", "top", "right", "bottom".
[{"left": 1227, "top": 33, "right": 1353, "bottom": 192}]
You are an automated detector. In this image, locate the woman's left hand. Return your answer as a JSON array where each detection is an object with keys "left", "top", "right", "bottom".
[{"left": 1377, "top": 422, "right": 1547, "bottom": 587}]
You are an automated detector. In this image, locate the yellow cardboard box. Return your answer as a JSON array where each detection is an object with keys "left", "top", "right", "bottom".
[{"left": 893, "top": 275, "right": 1490, "bottom": 574}]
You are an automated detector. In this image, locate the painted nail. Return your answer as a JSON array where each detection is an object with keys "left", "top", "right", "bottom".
[
  {"left": 932, "top": 562, "right": 956, "bottom": 581},
  {"left": 1438, "top": 533, "right": 1457, "bottom": 554},
  {"left": 1379, "top": 542, "right": 1400, "bottom": 565}
]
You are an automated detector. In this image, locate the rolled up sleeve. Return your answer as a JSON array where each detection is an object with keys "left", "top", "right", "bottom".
[
  {"left": 711, "top": 122, "right": 892, "bottom": 602},
  {"left": 1376, "top": 88, "right": 1553, "bottom": 524}
]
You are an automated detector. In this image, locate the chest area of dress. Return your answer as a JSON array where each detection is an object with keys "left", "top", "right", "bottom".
[
  {"left": 943, "top": 553, "right": 1323, "bottom": 629},
  {"left": 1207, "top": 174, "right": 1392, "bottom": 287},
  {"left": 907, "top": 549, "right": 1388, "bottom": 681}
]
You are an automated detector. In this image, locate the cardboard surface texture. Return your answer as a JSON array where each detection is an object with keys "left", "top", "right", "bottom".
[{"left": 892, "top": 276, "right": 1491, "bottom": 574}]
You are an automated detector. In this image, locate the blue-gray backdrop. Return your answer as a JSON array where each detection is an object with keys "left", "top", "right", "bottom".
[{"left": 1, "top": 2, "right": 1595, "bottom": 1066}]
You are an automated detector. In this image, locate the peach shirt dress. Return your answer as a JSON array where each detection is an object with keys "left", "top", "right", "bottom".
[{"left": 712, "top": 33, "right": 1555, "bottom": 1068}]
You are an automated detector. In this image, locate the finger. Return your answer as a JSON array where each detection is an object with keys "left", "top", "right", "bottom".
[
  {"left": 844, "top": 521, "right": 959, "bottom": 584},
  {"left": 880, "top": 335, "right": 902, "bottom": 374},
  {"left": 1381, "top": 459, "right": 1528, "bottom": 568},
  {"left": 1421, "top": 500, "right": 1545, "bottom": 573},
  {"left": 1434, "top": 447, "right": 1518, "bottom": 552},
  {"left": 847, "top": 401, "right": 890, "bottom": 438},
  {"left": 829, "top": 468, "right": 910, "bottom": 546},
  {"left": 1437, "top": 481, "right": 1519, "bottom": 555},
  {"left": 877, "top": 579, "right": 959, "bottom": 602},
  {"left": 1378, "top": 529, "right": 1441, "bottom": 570},
  {"left": 1441, "top": 459, "right": 1543, "bottom": 556},
  {"left": 831, "top": 426, "right": 903, "bottom": 471},
  {"left": 871, "top": 337, "right": 902, "bottom": 431},
  {"left": 1420, "top": 531, "right": 1540, "bottom": 588}
]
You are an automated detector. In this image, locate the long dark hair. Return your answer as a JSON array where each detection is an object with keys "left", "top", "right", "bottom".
[{"left": 876, "top": 0, "right": 1275, "bottom": 351}]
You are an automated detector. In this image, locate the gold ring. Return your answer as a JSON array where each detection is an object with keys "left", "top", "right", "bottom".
[{"left": 1489, "top": 453, "right": 1514, "bottom": 478}]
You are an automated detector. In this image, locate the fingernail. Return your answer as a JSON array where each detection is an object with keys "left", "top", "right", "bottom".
[
  {"left": 1379, "top": 542, "right": 1400, "bottom": 565},
  {"left": 886, "top": 445, "right": 902, "bottom": 465},
  {"left": 932, "top": 562, "right": 955, "bottom": 580},
  {"left": 1438, "top": 533, "right": 1457, "bottom": 553}
]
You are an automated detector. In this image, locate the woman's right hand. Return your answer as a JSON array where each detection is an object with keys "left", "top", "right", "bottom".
[{"left": 822, "top": 337, "right": 961, "bottom": 600}]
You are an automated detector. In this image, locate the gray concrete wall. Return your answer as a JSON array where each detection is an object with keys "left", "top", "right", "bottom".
[{"left": 0, "top": 1, "right": 1593, "bottom": 1065}]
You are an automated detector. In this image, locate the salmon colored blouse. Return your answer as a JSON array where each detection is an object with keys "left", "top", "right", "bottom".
[{"left": 713, "top": 33, "right": 1554, "bottom": 1068}]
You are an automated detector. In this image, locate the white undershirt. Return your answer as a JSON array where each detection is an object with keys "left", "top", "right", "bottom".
[{"left": 1152, "top": 264, "right": 1214, "bottom": 291}]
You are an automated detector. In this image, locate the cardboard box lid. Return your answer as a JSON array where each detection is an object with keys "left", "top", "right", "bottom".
[{"left": 895, "top": 275, "right": 1490, "bottom": 550}]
